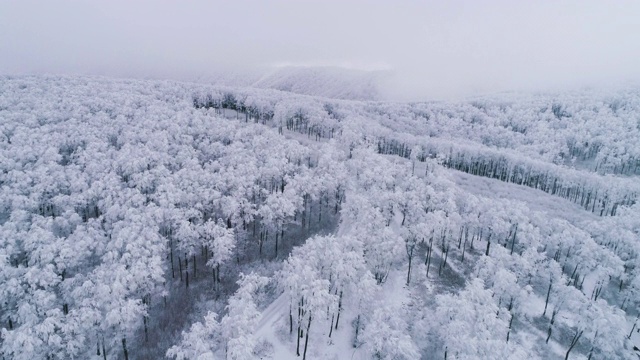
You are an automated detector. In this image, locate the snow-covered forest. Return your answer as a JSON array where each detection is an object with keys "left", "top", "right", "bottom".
[{"left": 1, "top": 75, "right": 640, "bottom": 360}]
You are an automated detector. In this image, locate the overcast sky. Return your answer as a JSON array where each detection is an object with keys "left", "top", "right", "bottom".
[{"left": 1, "top": 0, "right": 639, "bottom": 100}]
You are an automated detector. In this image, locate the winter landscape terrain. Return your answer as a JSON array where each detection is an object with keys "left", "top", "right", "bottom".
[{"left": 1, "top": 73, "right": 639, "bottom": 360}]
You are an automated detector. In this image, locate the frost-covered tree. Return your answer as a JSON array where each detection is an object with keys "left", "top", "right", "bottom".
[
  {"left": 220, "top": 273, "right": 269, "bottom": 360},
  {"left": 434, "top": 279, "right": 533, "bottom": 360},
  {"left": 361, "top": 306, "right": 419, "bottom": 360},
  {"left": 166, "top": 312, "right": 220, "bottom": 360}
]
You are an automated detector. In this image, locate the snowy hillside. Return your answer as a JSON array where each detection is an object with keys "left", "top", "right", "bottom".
[
  {"left": 251, "top": 66, "right": 386, "bottom": 101},
  {"left": 1, "top": 75, "right": 639, "bottom": 360},
  {"left": 194, "top": 66, "right": 387, "bottom": 101}
]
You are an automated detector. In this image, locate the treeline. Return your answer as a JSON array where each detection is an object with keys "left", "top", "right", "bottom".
[
  {"left": 375, "top": 135, "right": 638, "bottom": 216},
  {"left": 193, "top": 91, "right": 340, "bottom": 141}
]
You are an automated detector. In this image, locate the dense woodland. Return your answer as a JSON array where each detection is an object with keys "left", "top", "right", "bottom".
[{"left": 1, "top": 76, "right": 639, "bottom": 359}]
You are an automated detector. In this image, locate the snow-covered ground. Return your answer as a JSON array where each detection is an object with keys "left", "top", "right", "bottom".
[{"left": 450, "top": 170, "right": 600, "bottom": 225}]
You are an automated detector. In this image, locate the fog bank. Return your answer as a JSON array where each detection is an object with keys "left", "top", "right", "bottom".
[{"left": 1, "top": 0, "right": 639, "bottom": 100}]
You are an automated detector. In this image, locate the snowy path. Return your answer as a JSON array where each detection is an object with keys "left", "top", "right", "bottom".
[
  {"left": 254, "top": 293, "right": 300, "bottom": 360},
  {"left": 253, "top": 272, "right": 411, "bottom": 359},
  {"left": 257, "top": 293, "right": 288, "bottom": 332}
]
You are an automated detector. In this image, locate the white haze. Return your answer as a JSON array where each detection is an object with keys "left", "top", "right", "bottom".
[{"left": 1, "top": 0, "right": 639, "bottom": 100}]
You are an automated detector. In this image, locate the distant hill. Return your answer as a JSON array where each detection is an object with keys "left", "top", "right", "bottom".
[{"left": 195, "top": 65, "right": 388, "bottom": 101}]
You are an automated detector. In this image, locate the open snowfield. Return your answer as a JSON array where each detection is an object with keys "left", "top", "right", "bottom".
[{"left": 449, "top": 170, "right": 600, "bottom": 225}]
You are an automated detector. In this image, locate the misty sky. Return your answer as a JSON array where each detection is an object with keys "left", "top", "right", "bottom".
[{"left": 1, "top": 0, "right": 639, "bottom": 100}]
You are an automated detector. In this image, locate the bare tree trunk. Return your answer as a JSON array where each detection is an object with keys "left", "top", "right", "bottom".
[
  {"left": 564, "top": 330, "right": 583, "bottom": 360},
  {"left": 506, "top": 314, "right": 514, "bottom": 342},
  {"left": 510, "top": 224, "right": 518, "bottom": 255},
  {"left": 329, "top": 315, "right": 334, "bottom": 338},
  {"left": 406, "top": 246, "right": 414, "bottom": 286},
  {"left": 303, "top": 316, "right": 311, "bottom": 360},
  {"left": 296, "top": 321, "right": 301, "bottom": 356},
  {"left": 629, "top": 317, "right": 638, "bottom": 339},
  {"left": 296, "top": 298, "right": 303, "bottom": 356},
  {"left": 122, "top": 338, "right": 129, "bottom": 360},
  {"left": 354, "top": 314, "right": 361, "bottom": 346},
  {"left": 439, "top": 245, "right": 449, "bottom": 276},
  {"left": 546, "top": 309, "right": 558, "bottom": 344},
  {"left": 543, "top": 279, "right": 552, "bottom": 316},
  {"left": 144, "top": 316, "right": 148, "bottom": 342},
  {"left": 485, "top": 233, "right": 492, "bottom": 256},
  {"left": 425, "top": 238, "right": 433, "bottom": 277},
  {"left": 170, "top": 239, "right": 175, "bottom": 279},
  {"left": 335, "top": 291, "right": 343, "bottom": 330}
]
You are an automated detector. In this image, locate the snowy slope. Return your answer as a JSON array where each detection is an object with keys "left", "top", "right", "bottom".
[
  {"left": 252, "top": 66, "right": 387, "bottom": 101},
  {"left": 449, "top": 170, "right": 600, "bottom": 225},
  {"left": 194, "top": 65, "right": 387, "bottom": 101}
]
